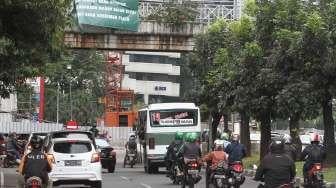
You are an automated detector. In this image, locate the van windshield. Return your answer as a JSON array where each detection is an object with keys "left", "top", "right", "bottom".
[{"left": 150, "top": 109, "right": 198, "bottom": 127}]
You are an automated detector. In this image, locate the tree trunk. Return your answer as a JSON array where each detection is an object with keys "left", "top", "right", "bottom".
[
  {"left": 210, "top": 111, "right": 222, "bottom": 149},
  {"left": 223, "top": 112, "right": 229, "bottom": 132},
  {"left": 260, "top": 113, "right": 271, "bottom": 160},
  {"left": 240, "top": 111, "right": 251, "bottom": 157},
  {"left": 289, "top": 115, "right": 302, "bottom": 161},
  {"left": 322, "top": 91, "right": 335, "bottom": 151}
]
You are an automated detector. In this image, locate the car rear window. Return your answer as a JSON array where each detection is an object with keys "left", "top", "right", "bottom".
[{"left": 53, "top": 141, "right": 92, "bottom": 154}]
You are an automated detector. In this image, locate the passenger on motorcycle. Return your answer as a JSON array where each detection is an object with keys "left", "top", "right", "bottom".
[
  {"left": 18, "top": 135, "right": 52, "bottom": 188},
  {"left": 202, "top": 140, "right": 228, "bottom": 187},
  {"left": 166, "top": 131, "right": 184, "bottom": 175},
  {"left": 225, "top": 134, "right": 246, "bottom": 164},
  {"left": 282, "top": 134, "right": 297, "bottom": 161},
  {"left": 6, "top": 132, "right": 21, "bottom": 163},
  {"left": 254, "top": 139, "right": 296, "bottom": 188},
  {"left": 300, "top": 133, "right": 326, "bottom": 185},
  {"left": 125, "top": 133, "right": 138, "bottom": 154},
  {"left": 217, "top": 132, "right": 231, "bottom": 150}
]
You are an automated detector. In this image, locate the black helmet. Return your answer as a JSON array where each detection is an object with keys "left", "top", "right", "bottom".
[
  {"left": 30, "top": 135, "right": 42, "bottom": 150},
  {"left": 269, "top": 139, "right": 284, "bottom": 154}
]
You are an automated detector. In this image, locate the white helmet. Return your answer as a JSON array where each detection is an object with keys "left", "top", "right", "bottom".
[
  {"left": 214, "top": 139, "right": 224, "bottom": 150},
  {"left": 282, "top": 134, "right": 292, "bottom": 144}
]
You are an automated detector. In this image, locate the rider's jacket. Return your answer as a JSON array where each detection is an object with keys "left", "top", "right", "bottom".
[
  {"left": 300, "top": 143, "right": 326, "bottom": 172},
  {"left": 6, "top": 137, "right": 19, "bottom": 151},
  {"left": 225, "top": 141, "right": 246, "bottom": 163},
  {"left": 178, "top": 142, "right": 201, "bottom": 159},
  {"left": 19, "top": 149, "right": 52, "bottom": 184},
  {"left": 202, "top": 150, "right": 228, "bottom": 170},
  {"left": 167, "top": 140, "right": 183, "bottom": 160},
  {"left": 254, "top": 152, "right": 295, "bottom": 188},
  {"left": 284, "top": 143, "right": 297, "bottom": 161}
]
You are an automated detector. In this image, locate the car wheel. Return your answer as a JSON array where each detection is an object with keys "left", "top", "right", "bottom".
[
  {"left": 92, "top": 181, "right": 102, "bottom": 188},
  {"left": 108, "top": 165, "right": 115, "bottom": 173}
]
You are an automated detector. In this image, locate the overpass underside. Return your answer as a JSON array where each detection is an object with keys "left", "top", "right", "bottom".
[{"left": 64, "top": 21, "right": 204, "bottom": 52}]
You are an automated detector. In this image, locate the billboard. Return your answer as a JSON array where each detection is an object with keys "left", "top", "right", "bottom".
[{"left": 75, "top": 0, "right": 139, "bottom": 31}]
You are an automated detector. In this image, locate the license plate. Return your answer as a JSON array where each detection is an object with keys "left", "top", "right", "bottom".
[
  {"left": 214, "top": 175, "right": 226, "bottom": 178},
  {"left": 128, "top": 154, "right": 135, "bottom": 157},
  {"left": 65, "top": 160, "right": 81, "bottom": 166},
  {"left": 188, "top": 170, "right": 198, "bottom": 174}
]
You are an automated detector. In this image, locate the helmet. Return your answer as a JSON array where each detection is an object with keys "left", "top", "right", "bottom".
[
  {"left": 232, "top": 134, "right": 240, "bottom": 142},
  {"left": 282, "top": 134, "right": 292, "bottom": 144},
  {"left": 220, "top": 132, "right": 229, "bottom": 140},
  {"left": 214, "top": 139, "right": 224, "bottom": 150},
  {"left": 175, "top": 131, "right": 184, "bottom": 141},
  {"left": 186, "top": 132, "right": 197, "bottom": 142},
  {"left": 310, "top": 133, "right": 320, "bottom": 143},
  {"left": 269, "top": 139, "right": 284, "bottom": 154},
  {"left": 30, "top": 135, "right": 42, "bottom": 150}
]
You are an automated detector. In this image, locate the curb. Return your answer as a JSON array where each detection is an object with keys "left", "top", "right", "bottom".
[{"left": 244, "top": 169, "right": 336, "bottom": 188}]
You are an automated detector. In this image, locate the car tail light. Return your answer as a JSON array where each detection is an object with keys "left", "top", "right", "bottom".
[
  {"left": 149, "top": 138, "right": 155, "bottom": 149},
  {"left": 47, "top": 154, "right": 55, "bottom": 164},
  {"left": 232, "top": 164, "right": 244, "bottom": 173},
  {"left": 91, "top": 153, "right": 100, "bottom": 163}
]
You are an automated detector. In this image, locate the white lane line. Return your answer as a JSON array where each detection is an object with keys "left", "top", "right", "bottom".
[
  {"left": 140, "top": 183, "right": 152, "bottom": 188},
  {"left": 120, "top": 176, "right": 131, "bottom": 181},
  {"left": 0, "top": 170, "right": 4, "bottom": 188}
]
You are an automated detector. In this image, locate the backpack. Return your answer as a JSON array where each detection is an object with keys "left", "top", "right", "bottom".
[{"left": 128, "top": 140, "right": 137, "bottom": 150}]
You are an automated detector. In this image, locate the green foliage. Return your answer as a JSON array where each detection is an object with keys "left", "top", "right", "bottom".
[
  {"left": 145, "top": 0, "right": 197, "bottom": 26},
  {"left": 0, "top": 0, "right": 72, "bottom": 97},
  {"left": 44, "top": 50, "right": 105, "bottom": 124}
]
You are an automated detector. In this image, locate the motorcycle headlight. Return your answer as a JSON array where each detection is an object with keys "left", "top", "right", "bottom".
[{"left": 228, "top": 178, "right": 234, "bottom": 183}]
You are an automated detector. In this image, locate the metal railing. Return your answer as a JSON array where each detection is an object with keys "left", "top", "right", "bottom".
[{"left": 139, "top": 0, "right": 243, "bottom": 23}]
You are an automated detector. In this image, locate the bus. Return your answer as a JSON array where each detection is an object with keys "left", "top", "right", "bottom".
[{"left": 137, "top": 103, "right": 201, "bottom": 174}]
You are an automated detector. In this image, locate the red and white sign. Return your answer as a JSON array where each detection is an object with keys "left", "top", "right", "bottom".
[{"left": 66, "top": 120, "right": 78, "bottom": 130}]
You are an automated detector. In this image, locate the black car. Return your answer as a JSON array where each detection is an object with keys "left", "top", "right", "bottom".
[{"left": 95, "top": 138, "right": 116, "bottom": 173}]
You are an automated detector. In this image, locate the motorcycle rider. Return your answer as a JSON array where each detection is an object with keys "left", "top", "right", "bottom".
[
  {"left": 300, "top": 133, "right": 326, "bottom": 185},
  {"left": 6, "top": 132, "right": 21, "bottom": 163},
  {"left": 125, "top": 133, "right": 138, "bottom": 161},
  {"left": 254, "top": 139, "right": 296, "bottom": 188},
  {"left": 225, "top": 134, "right": 247, "bottom": 164},
  {"left": 282, "top": 134, "right": 297, "bottom": 161},
  {"left": 202, "top": 140, "right": 228, "bottom": 188},
  {"left": 178, "top": 132, "right": 202, "bottom": 159},
  {"left": 18, "top": 135, "right": 52, "bottom": 188},
  {"left": 217, "top": 132, "right": 231, "bottom": 150},
  {"left": 166, "top": 131, "right": 184, "bottom": 176}
]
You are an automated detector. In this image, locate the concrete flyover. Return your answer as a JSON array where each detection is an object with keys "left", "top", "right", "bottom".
[{"left": 64, "top": 21, "right": 206, "bottom": 52}]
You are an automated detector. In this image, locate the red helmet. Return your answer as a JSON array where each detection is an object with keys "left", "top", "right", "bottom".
[{"left": 310, "top": 133, "right": 320, "bottom": 143}]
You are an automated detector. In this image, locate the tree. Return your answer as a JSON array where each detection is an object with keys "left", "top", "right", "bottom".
[
  {"left": 44, "top": 50, "right": 105, "bottom": 124},
  {"left": 0, "top": 0, "right": 71, "bottom": 97}
]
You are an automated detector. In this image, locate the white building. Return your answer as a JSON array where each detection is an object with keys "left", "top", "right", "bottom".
[
  {"left": 122, "top": 51, "right": 181, "bottom": 104},
  {"left": 0, "top": 94, "right": 17, "bottom": 112}
]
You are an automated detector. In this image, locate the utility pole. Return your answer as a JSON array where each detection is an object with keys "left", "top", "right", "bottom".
[
  {"left": 67, "top": 64, "right": 73, "bottom": 120},
  {"left": 57, "top": 82, "right": 60, "bottom": 124}
]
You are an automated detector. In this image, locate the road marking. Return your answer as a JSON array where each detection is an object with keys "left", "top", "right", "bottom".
[
  {"left": 140, "top": 183, "right": 152, "bottom": 188},
  {"left": 0, "top": 170, "right": 4, "bottom": 188},
  {"left": 120, "top": 176, "right": 131, "bottom": 181}
]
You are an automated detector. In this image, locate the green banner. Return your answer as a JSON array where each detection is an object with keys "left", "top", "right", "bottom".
[{"left": 75, "top": 0, "right": 139, "bottom": 31}]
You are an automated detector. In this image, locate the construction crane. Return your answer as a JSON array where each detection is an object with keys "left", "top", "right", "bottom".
[{"left": 104, "top": 51, "right": 137, "bottom": 127}]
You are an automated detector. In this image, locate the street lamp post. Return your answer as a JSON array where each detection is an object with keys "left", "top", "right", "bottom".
[
  {"left": 57, "top": 82, "right": 60, "bottom": 124},
  {"left": 67, "top": 64, "right": 73, "bottom": 120}
]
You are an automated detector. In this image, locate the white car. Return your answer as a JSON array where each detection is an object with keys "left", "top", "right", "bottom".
[{"left": 47, "top": 137, "right": 102, "bottom": 188}]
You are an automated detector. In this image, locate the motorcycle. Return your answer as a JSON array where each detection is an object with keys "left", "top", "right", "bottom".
[
  {"left": 181, "top": 157, "right": 202, "bottom": 188},
  {"left": 25, "top": 176, "right": 42, "bottom": 188},
  {"left": 3, "top": 150, "right": 19, "bottom": 168},
  {"left": 227, "top": 161, "right": 245, "bottom": 187},
  {"left": 124, "top": 149, "right": 137, "bottom": 168},
  {"left": 305, "top": 163, "right": 325, "bottom": 188},
  {"left": 168, "top": 160, "right": 183, "bottom": 184},
  {"left": 210, "top": 161, "right": 228, "bottom": 188}
]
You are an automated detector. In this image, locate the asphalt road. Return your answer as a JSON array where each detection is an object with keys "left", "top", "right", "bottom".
[
  {"left": 0, "top": 150, "right": 260, "bottom": 188},
  {"left": 0, "top": 164, "right": 259, "bottom": 188}
]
